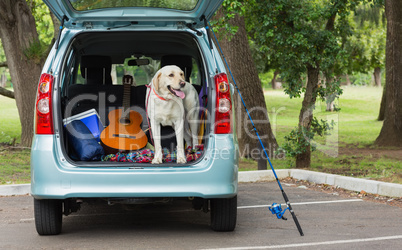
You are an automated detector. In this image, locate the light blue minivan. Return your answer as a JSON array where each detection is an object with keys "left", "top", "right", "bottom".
[{"left": 32, "top": 0, "right": 238, "bottom": 235}]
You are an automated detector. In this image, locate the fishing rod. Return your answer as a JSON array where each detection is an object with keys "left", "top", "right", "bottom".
[{"left": 208, "top": 21, "right": 304, "bottom": 236}]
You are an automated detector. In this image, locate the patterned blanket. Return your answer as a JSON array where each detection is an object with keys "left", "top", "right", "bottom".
[{"left": 102, "top": 145, "right": 204, "bottom": 163}]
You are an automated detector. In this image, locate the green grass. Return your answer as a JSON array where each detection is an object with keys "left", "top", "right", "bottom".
[
  {"left": 336, "top": 86, "right": 383, "bottom": 145},
  {"left": 0, "top": 95, "right": 21, "bottom": 144},
  {"left": 308, "top": 152, "right": 402, "bottom": 182},
  {"left": 0, "top": 95, "right": 29, "bottom": 184},
  {"left": 0, "top": 148, "right": 31, "bottom": 184}
]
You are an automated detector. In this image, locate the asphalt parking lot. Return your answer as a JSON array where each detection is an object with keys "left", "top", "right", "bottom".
[{"left": 1, "top": 181, "right": 401, "bottom": 249}]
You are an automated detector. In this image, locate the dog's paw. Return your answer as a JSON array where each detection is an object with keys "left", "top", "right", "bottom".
[
  {"left": 152, "top": 157, "right": 162, "bottom": 164},
  {"left": 152, "top": 148, "right": 163, "bottom": 164},
  {"left": 177, "top": 156, "right": 186, "bottom": 164},
  {"left": 177, "top": 149, "right": 186, "bottom": 164},
  {"left": 152, "top": 158, "right": 162, "bottom": 164}
]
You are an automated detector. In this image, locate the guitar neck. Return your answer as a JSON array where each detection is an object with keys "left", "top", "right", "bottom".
[
  {"left": 122, "top": 82, "right": 131, "bottom": 113},
  {"left": 120, "top": 75, "right": 133, "bottom": 122}
]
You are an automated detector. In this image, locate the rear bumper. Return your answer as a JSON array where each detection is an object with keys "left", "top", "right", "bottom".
[{"left": 31, "top": 134, "right": 238, "bottom": 199}]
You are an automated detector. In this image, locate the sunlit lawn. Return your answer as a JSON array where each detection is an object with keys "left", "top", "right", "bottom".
[
  {"left": 265, "top": 86, "right": 383, "bottom": 146},
  {"left": 0, "top": 95, "right": 21, "bottom": 144}
]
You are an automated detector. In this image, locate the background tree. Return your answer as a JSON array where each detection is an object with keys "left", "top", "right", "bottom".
[
  {"left": 351, "top": 4, "right": 386, "bottom": 87},
  {"left": 248, "top": 0, "right": 363, "bottom": 168},
  {"left": 0, "top": 0, "right": 56, "bottom": 146},
  {"left": 213, "top": 1, "right": 278, "bottom": 164},
  {"left": 0, "top": 41, "right": 12, "bottom": 98},
  {"left": 0, "top": 35, "right": 12, "bottom": 98},
  {"left": 248, "top": 38, "right": 282, "bottom": 90},
  {"left": 375, "top": 0, "right": 402, "bottom": 147},
  {"left": 354, "top": 2, "right": 389, "bottom": 122}
]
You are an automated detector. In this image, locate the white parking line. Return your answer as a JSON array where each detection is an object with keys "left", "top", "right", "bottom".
[
  {"left": 203, "top": 235, "right": 402, "bottom": 250},
  {"left": 238, "top": 199, "right": 363, "bottom": 209},
  {"left": 19, "top": 218, "right": 34, "bottom": 223}
]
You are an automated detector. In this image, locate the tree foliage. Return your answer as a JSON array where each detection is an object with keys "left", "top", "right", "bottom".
[
  {"left": 0, "top": 0, "right": 54, "bottom": 88},
  {"left": 343, "top": 3, "right": 386, "bottom": 75},
  {"left": 249, "top": 0, "right": 358, "bottom": 97},
  {"left": 245, "top": 0, "right": 371, "bottom": 167},
  {"left": 28, "top": 0, "right": 55, "bottom": 46}
]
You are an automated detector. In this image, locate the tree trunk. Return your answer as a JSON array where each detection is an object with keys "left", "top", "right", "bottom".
[
  {"left": 50, "top": 12, "right": 59, "bottom": 41},
  {"left": 0, "top": 0, "right": 44, "bottom": 146},
  {"left": 325, "top": 75, "right": 335, "bottom": 112},
  {"left": 296, "top": 64, "right": 319, "bottom": 168},
  {"left": 271, "top": 70, "right": 280, "bottom": 89},
  {"left": 345, "top": 74, "right": 351, "bottom": 86},
  {"left": 326, "top": 94, "right": 335, "bottom": 112},
  {"left": 0, "top": 71, "right": 7, "bottom": 87},
  {"left": 378, "top": 83, "right": 386, "bottom": 121},
  {"left": 373, "top": 67, "right": 382, "bottom": 87},
  {"left": 213, "top": 9, "right": 278, "bottom": 163},
  {"left": 375, "top": 0, "right": 402, "bottom": 147}
]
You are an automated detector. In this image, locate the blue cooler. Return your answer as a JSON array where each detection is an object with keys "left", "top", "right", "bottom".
[{"left": 63, "top": 109, "right": 104, "bottom": 142}]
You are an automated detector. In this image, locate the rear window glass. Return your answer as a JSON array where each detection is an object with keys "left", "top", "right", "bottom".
[
  {"left": 69, "top": 0, "right": 199, "bottom": 11},
  {"left": 111, "top": 57, "right": 158, "bottom": 86}
]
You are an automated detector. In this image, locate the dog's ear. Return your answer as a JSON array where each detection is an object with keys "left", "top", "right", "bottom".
[{"left": 153, "top": 72, "right": 162, "bottom": 91}]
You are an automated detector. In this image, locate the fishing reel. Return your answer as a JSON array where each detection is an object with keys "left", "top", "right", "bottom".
[{"left": 269, "top": 203, "right": 289, "bottom": 220}]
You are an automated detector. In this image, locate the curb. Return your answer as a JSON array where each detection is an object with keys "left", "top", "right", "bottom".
[
  {"left": 0, "top": 184, "right": 31, "bottom": 197},
  {"left": 1, "top": 170, "right": 401, "bottom": 197},
  {"left": 239, "top": 169, "right": 402, "bottom": 198}
]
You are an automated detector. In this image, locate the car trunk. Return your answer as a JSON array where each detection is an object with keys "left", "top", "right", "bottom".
[{"left": 59, "top": 31, "right": 210, "bottom": 166}]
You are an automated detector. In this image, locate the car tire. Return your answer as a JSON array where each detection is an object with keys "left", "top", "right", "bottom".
[
  {"left": 210, "top": 196, "right": 237, "bottom": 231},
  {"left": 34, "top": 198, "right": 63, "bottom": 235}
]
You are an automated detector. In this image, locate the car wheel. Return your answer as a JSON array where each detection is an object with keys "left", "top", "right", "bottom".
[
  {"left": 210, "top": 196, "right": 237, "bottom": 231},
  {"left": 34, "top": 198, "right": 63, "bottom": 235}
]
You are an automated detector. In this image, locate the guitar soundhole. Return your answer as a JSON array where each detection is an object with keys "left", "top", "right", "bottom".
[{"left": 120, "top": 117, "right": 131, "bottom": 125}]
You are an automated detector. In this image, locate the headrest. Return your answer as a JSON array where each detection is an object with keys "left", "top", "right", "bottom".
[
  {"left": 80, "top": 55, "right": 112, "bottom": 85},
  {"left": 81, "top": 55, "right": 112, "bottom": 69},
  {"left": 161, "top": 55, "right": 192, "bottom": 81}
]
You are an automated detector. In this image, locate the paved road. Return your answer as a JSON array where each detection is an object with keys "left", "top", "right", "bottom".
[{"left": 1, "top": 182, "right": 401, "bottom": 249}]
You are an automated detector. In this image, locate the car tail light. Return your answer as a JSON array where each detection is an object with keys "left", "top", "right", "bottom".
[
  {"left": 214, "top": 73, "right": 232, "bottom": 134},
  {"left": 35, "top": 73, "right": 54, "bottom": 134}
]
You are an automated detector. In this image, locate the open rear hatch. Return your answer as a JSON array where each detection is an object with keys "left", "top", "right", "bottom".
[{"left": 43, "top": 0, "right": 223, "bottom": 28}]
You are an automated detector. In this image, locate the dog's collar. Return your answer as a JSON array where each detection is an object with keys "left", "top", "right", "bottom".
[
  {"left": 147, "top": 84, "right": 168, "bottom": 101},
  {"left": 153, "top": 87, "right": 168, "bottom": 101}
]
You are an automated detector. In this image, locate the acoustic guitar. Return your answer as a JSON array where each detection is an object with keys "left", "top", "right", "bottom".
[{"left": 100, "top": 75, "right": 147, "bottom": 154}]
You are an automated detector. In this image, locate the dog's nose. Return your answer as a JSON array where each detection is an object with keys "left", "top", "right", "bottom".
[{"left": 180, "top": 81, "right": 186, "bottom": 88}]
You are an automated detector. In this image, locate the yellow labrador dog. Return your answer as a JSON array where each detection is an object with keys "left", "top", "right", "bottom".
[{"left": 146, "top": 65, "right": 199, "bottom": 164}]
